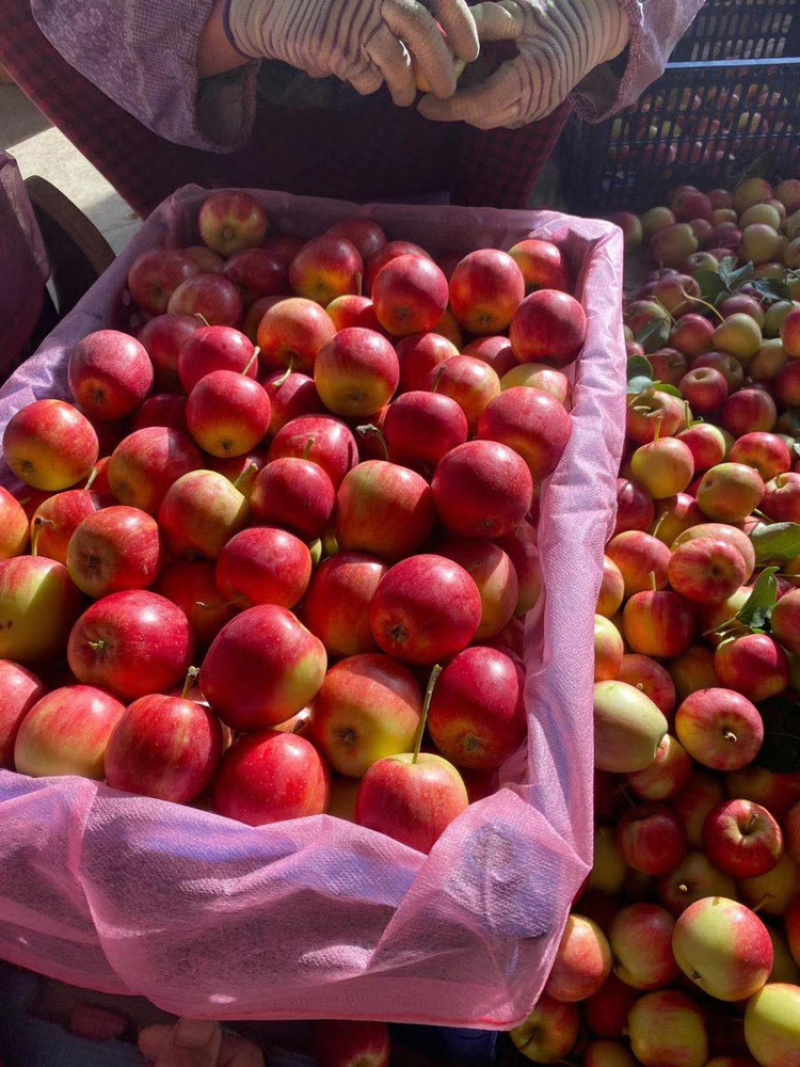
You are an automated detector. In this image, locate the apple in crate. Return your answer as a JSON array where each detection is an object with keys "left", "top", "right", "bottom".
[
  {"left": 335, "top": 460, "right": 435, "bottom": 563},
  {"left": 68, "top": 330, "right": 154, "bottom": 421},
  {"left": 14, "top": 685, "right": 125, "bottom": 779},
  {"left": 432, "top": 439, "right": 533, "bottom": 540},
  {"left": 396, "top": 331, "right": 457, "bottom": 392},
  {"left": 627, "top": 990, "right": 708, "bottom": 1067},
  {"left": 198, "top": 190, "right": 269, "bottom": 256},
  {"left": 67, "top": 505, "right": 163, "bottom": 598},
  {"left": 314, "top": 327, "right": 400, "bottom": 418},
  {"left": 186, "top": 367, "right": 271, "bottom": 458},
  {"left": 0, "top": 486, "right": 29, "bottom": 560},
  {"left": 215, "top": 526, "right": 312, "bottom": 610},
  {"left": 448, "top": 249, "right": 525, "bottom": 335},
  {"left": 289, "top": 234, "right": 363, "bottom": 306},
  {"left": 371, "top": 254, "right": 449, "bottom": 337},
  {"left": 302, "top": 552, "right": 387, "bottom": 658},
  {"left": 108, "top": 426, "right": 203, "bottom": 515},
  {"left": 212, "top": 729, "right": 330, "bottom": 826},
  {"left": 158, "top": 469, "right": 250, "bottom": 560},
  {"left": 105, "top": 674, "right": 224, "bottom": 804},
  {"left": 200, "top": 604, "right": 327, "bottom": 732},
  {"left": 68, "top": 590, "right": 195, "bottom": 701},
  {"left": 127, "top": 248, "right": 197, "bottom": 316},
  {"left": 167, "top": 273, "right": 243, "bottom": 327},
  {"left": 250, "top": 455, "right": 335, "bottom": 541},
  {"left": 478, "top": 386, "right": 572, "bottom": 484},
  {"left": 0, "top": 556, "right": 81, "bottom": 665},
  {"left": 0, "top": 660, "right": 46, "bottom": 768},
  {"left": 383, "top": 391, "right": 468, "bottom": 472},
  {"left": 30, "top": 487, "right": 102, "bottom": 565},
  {"left": 508, "top": 238, "right": 572, "bottom": 293},
  {"left": 327, "top": 217, "right": 387, "bottom": 261},
  {"left": 177, "top": 324, "right": 257, "bottom": 392},
  {"left": 745, "top": 983, "right": 800, "bottom": 1067},
  {"left": 510, "top": 994, "right": 580, "bottom": 1063},
  {"left": 267, "top": 414, "right": 358, "bottom": 488},
  {"left": 544, "top": 914, "right": 612, "bottom": 1002},
  {"left": 510, "top": 290, "right": 587, "bottom": 366},
  {"left": 3, "top": 399, "right": 99, "bottom": 492}
]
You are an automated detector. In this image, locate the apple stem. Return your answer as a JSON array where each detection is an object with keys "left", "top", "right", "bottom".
[
  {"left": 751, "top": 893, "right": 771, "bottom": 914},
  {"left": 181, "top": 666, "right": 200, "bottom": 699},
  {"left": 684, "top": 402, "right": 692, "bottom": 432},
  {"left": 683, "top": 292, "right": 725, "bottom": 322},
  {"left": 356, "top": 423, "right": 389, "bottom": 463},
  {"left": 88, "top": 639, "right": 106, "bottom": 652},
  {"left": 653, "top": 416, "right": 663, "bottom": 446},
  {"left": 302, "top": 437, "right": 315, "bottom": 461},
  {"left": 292, "top": 709, "right": 311, "bottom": 735},
  {"left": 193, "top": 313, "right": 210, "bottom": 327},
  {"left": 722, "top": 728, "right": 738, "bottom": 744},
  {"left": 431, "top": 365, "right": 447, "bottom": 394},
  {"left": 356, "top": 272, "right": 364, "bottom": 298},
  {"left": 678, "top": 882, "right": 688, "bottom": 894},
  {"left": 273, "top": 362, "right": 293, "bottom": 389},
  {"left": 413, "top": 664, "right": 442, "bottom": 765},
  {"left": 648, "top": 570, "right": 657, "bottom": 592},
  {"left": 30, "top": 517, "right": 47, "bottom": 557},
  {"left": 243, "top": 349, "right": 260, "bottom": 376},
  {"left": 233, "top": 462, "right": 259, "bottom": 491},
  {"left": 746, "top": 811, "right": 760, "bottom": 834},
  {"left": 85, "top": 467, "right": 99, "bottom": 491}
]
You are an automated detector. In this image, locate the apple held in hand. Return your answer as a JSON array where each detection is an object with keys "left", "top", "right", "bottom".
[
  {"left": 67, "top": 590, "right": 194, "bottom": 700},
  {"left": 213, "top": 728, "right": 330, "bottom": 826},
  {"left": 3, "top": 399, "right": 99, "bottom": 491},
  {"left": 68, "top": 330, "right": 154, "bottom": 421},
  {"left": 14, "top": 684, "right": 125, "bottom": 779},
  {"left": 200, "top": 604, "right": 327, "bottom": 731},
  {"left": 309, "top": 652, "right": 422, "bottom": 777}
]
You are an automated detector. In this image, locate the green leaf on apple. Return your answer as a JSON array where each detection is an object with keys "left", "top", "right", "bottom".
[
  {"left": 627, "top": 354, "right": 653, "bottom": 380},
  {"left": 749, "top": 277, "right": 792, "bottom": 305},
  {"left": 695, "top": 269, "right": 728, "bottom": 304},
  {"left": 627, "top": 375, "right": 654, "bottom": 396},
  {"left": 754, "top": 694, "right": 800, "bottom": 774},
  {"left": 718, "top": 259, "right": 754, "bottom": 294},
  {"left": 750, "top": 523, "right": 800, "bottom": 565},
  {"left": 736, "top": 566, "right": 779, "bottom": 632},
  {"left": 651, "top": 382, "right": 684, "bottom": 398},
  {"left": 635, "top": 317, "right": 670, "bottom": 353}
]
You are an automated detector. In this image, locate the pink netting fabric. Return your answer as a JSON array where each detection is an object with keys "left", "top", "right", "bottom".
[
  {"left": 0, "top": 151, "right": 49, "bottom": 380},
  {"left": 0, "top": 187, "right": 625, "bottom": 1029}
]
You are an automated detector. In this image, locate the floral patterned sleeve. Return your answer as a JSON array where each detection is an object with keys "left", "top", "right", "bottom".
[{"left": 30, "top": 0, "right": 259, "bottom": 151}]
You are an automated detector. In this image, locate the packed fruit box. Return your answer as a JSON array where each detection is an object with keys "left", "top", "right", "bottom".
[{"left": 0, "top": 187, "right": 626, "bottom": 1030}]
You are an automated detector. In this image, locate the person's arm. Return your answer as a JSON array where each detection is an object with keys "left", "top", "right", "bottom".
[
  {"left": 30, "top": 0, "right": 260, "bottom": 152},
  {"left": 197, "top": 0, "right": 251, "bottom": 78}
]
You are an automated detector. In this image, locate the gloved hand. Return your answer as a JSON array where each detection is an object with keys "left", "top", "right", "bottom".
[
  {"left": 226, "top": 0, "right": 480, "bottom": 106},
  {"left": 139, "top": 1018, "right": 265, "bottom": 1067},
  {"left": 417, "top": 0, "right": 630, "bottom": 128}
]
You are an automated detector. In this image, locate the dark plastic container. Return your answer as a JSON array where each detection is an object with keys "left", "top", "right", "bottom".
[
  {"left": 670, "top": 0, "right": 799, "bottom": 61},
  {"left": 560, "top": 56, "right": 800, "bottom": 214}
]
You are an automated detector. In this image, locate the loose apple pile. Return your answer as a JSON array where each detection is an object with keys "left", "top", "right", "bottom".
[
  {"left": 0, "top": 190, "right": 587, "bottom": 859},
  {"left": 506, "top": 178, "right": 800, "bottom": 1065}
]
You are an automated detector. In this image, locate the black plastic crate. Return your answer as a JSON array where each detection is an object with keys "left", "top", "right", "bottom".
[
  {"left": 672, "top": 0, "right": 799, "bottom": 61},
  {"left": 560, "top": 57, "right": 800, "bottom": 215}
]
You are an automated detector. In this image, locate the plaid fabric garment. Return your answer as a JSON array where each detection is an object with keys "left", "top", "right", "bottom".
[{"left": 0, "top": 0, "right": 569, "bottom": 217}]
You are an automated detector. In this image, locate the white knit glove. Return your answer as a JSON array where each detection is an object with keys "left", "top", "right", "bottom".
[
  {"left": 226, "top": 0, "right": 480, "bottom": 106},
  {"left": 418, "top": 0, "right": 630, "bottom": 128}
]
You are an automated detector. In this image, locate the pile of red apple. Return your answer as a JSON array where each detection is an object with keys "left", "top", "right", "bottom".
[
  {"left": 506, "top": 179, "right": 800, "bottom": 1065},
  {"left": 0, "top": 189, "right": 587, "bottom": 861}
]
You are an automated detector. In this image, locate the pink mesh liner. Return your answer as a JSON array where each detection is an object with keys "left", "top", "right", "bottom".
[{"left": 0, "top": 187, "right": 625, "bottom": 1029}]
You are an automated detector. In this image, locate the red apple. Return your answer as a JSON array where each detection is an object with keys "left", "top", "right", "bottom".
[
  {"left": 302, "top": 551, "right": 386, "bottom": 658},
  {"left": 327, "top": 217, "right": 387, "bottom": 262},
  {"left": 66, "top": 505, "right": 162, "bottom": 598},
  {"left": 167, "top": 272, "right": 243, "bottom": 327},
  {"left": 650, "top": 492, "right": 705, "bottom": 546},
  {"left": 369, "top": 554, "right": 482, "bottom": 665},
  {"left": 584, "top": 975, "right": 640, "bottom": 1039},
  {"left": 672, "top": 522, "right": 755, "bottom": 581},
  {"left": 356, "top": 747, "right": 468, "bottom": 854},
  {"left": 477, "top": 386, "right": 572, "bottom": 485},
  {"left": 544, "top": 913, "right": 612, "bottom": 1002},
  {"left": 335, "top": 460, "right": 435, "bottom": 562},
  {"left": 127, "top": 248, "right": 197, "bottom": 316},
  {"left": 262, "top": 370, "right": 324, "bottom": 433},
  {"left": 464, "top": 334, "right": 519, "bottom": 378},
  {"left": 13, "top": 684, "right": 125, "bottom": 779},
  {"left": 703, "top": 798, "right": 783, "bottom": 879},
  {"left": 132, "top": 393, "right": 188, "bottom": 432},
  {"left": 744, "top": 982, "right": 800, "bottom": 1067},
  {"left": 761, "top": 471, "right": 800, "bottom": 523},
  {"left": 613, "top": 477, "right": 656, "bottom": 535},
  {"left": 673, "top": 896, "right": 773, "bottom": 1002},
  {"left": 68, "top": 329, "right": 153, "bottom": 421},
  {"left": 448, "top": 249, "right": 525, "bottom": 335},
  {"left": 657, "top": 850, "right": 738, "bottom": 917},
  {"left": 438, "top": 539, "right": 518, "bottom": 641},
  {"left": 431, "top": 439, "right": 533, "bottom": 539},
  {"left": 29, "top": 488, "right": 101, "bottom": 565},
  {"left": 177, "top": 324, "right": 256, "bottom": 392},
  {"left": 507, "top": 238, "right": 571, "bottom": 293},
  {"left": 314, "top": 327, "right": 399, "bottom": 417},
  {"left": 675, "top": 422, "right": 727, "bottom": 474},
  {"left": 154, "top": 560, "right": 237, "bottom": 651},
  {"left": 309, "top": 652, "right": 422, "bottom": 777},
  {"left": 622, "top": 589, "right": 695, "bottom": 659},
  {"left": 697, "top": 462, "right": 765, "bottom": 523},
  {"left": 509, "top": 995, "right": 580, "bottom": 1062},
  {"left": 427, "top": 354, "right": 501, "bottom": 433},
  {"left": 198, "top": 190, "right": 268, "bottom": 255},
  {"left": 200, "top": 604, "right": 327, "bottom": 731},
  {"left": 212, "top": 729, "right": 330, "bottom": 826},
  {"left": 627, "top": 733, "right": 692, "bottom": 801},
  {"left": 670, "top": 314, "right": 715, "bottom": 357},
  {"left": 363, "top": 240, "right": 431, "bottom": 295},
  {"left": 668, "top": 537, "right": 747, "bottom": 604},
  {"left": 395, "top": 331, "right": 458, "bottom": 393},
  {"left": 647, "top": 347, "right": 689, "bottom": 386},
  {"left": 267, "top": 415, "right": 358, "bottom": 488},
  {"left": 3, "top": 399, "right": 99, "bottom": 491},
  {"left": 715, "top": 633, "right": 791, "bottom": 702},
  {"left": 249, "top": 456, "right": 335, "bottom": 541},
  {"left": 0, "top": 485, "right": 30, "bottom": 560},
  {"left": 107, "top": 427, "right": 202, "bottom": 514},
  {"left": 0, "top": 660, "right": 46, "bottom": 768},
  {"left": 628, "top": 990, "right": 709, "bottom": 1067},
  {"left": 105, "top": 683, "right": 223, "bottom": 803},
  {"left": 215, "top": 526, "right": 311, "bottom": 610},
  {"left": 772, "top": 589, "right": 800, "bottom": 655},
  {"left": 617, "top": 802, "right": 687, "bottom": 876},
  {"left": 626, "top": 389, "right": 685, "bottom": 444},
  {"left": 730, "top": 432, "right": 792, "bottom": 481},
  {"left": 617, "top": 653, "right": 676, "bottom": 720},
  {"left": 67, "top": 590, "right": 194, "bottom": 700},
  {"left": 510, "top": 289, "right": 587, "bottom": 366},
  {"left": 223, "top": 246, "right": 289, "bottom": 305},
  {"left": 631, "top": 436, "right": 695, "bottom": 499},
  {"left": 158, "top": 469, "right": 250, "bottom": 560},
  {"left": 609, "top": 902, "right": 680, "bottom": 990},
  {"left": 256, "top": 297, "right": 336, "bottom": 375},
  {"left": 289, "top": 234, "right": 363, "bottom": 306},
  {"left": 186, "top": 368, "right": 270, "bottom": 458},
  {"left": 675, "top": 688, "right": 764, "bottom": 771},
  {"left": 0, "top": 555, "right": 81, "bottom": 665},
  {"left": 382, "top": 390, "right": 468, "bottom": 473},
  {"left": 371, "top": 254, "right": 449, "bottom": 337},
  {"left": 325, "top": 293, "right": 383, "bottom": 333}
]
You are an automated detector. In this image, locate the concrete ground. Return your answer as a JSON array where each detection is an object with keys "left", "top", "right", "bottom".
[{"left": 1, "top": 81, "right": 143, "bottom": 255}]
